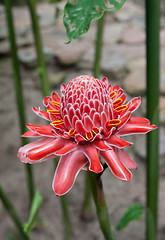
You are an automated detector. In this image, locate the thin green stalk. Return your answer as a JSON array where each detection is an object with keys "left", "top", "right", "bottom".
[
  {"left": 25, "top": 0, "right": 50, "bottom": 97},
  {"left": 146, "top": 0, "right": 160, "bottom": 239},
  {"left": 81, "top": 175, "right": 92, "bottom": 218},
  {"left": 93, "top": 14, "right": 105, "bottom": 78},
  {"left": 88, "top": 172, "right": 115, "bottom": 240},
  {"left": 60, "top": 195, "right": 73, "bottom": 240},
  {"left": 0, "top": 186, "right": 30, "bottom": 240},
  {"left": 4, "top": 0, "right": 34, "bottom": 204}
]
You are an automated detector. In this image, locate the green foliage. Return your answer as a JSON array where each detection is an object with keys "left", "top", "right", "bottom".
[
  {"left": 63, "top": 0, "right": 126, "bottom": 41},
  {"left": 49, "top": 0, "right": 62, "bottom": 2},
  {"left": 24, "top": 190, "right": 42, "bottom": 236},
  {"left": 117, "top": 204, "right": 145, "bottom": 230}
]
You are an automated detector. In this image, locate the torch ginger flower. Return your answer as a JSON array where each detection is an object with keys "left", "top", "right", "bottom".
[{"left": 18, "top": 75, "right": 157, "bottom": 196}]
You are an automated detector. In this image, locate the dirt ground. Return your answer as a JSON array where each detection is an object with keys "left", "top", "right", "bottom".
[{"left": 0, "top": 1, "right": 165, "bottom": 240}]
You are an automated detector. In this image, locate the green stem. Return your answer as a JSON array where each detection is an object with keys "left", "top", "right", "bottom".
[
  {"left": 25, "top": 0, "right": 50, "bottom": 97},
  {"left": 146, "top": 0, "right": 160, "bottom": 239},
  {"left": 0, "top": 186, "right": 30, "bottom": 240},
  {"left": 82, "top": 175, "right": 92, "bottom": 216},
  {"left": 4, "top": 0, "right": 34, "bottom": 204},
  {"left": 88, "top": 172, "right": 115, "bottom": 240},
  {"left": 93, "top": 14, "right": 105, "bottom": 78},
  {"left": 60, "top": 196, "right": 73, "bottom": 240}
]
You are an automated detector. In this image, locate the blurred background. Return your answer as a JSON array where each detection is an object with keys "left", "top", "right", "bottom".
[{"left": 0, "top": 0, "right": 165, "bottom": 239}]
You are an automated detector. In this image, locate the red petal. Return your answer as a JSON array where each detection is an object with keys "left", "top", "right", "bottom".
[
  {"left": 32, "top": 107, "right": 50, "bottom": 121},
  {"left": 35, "top": 125, "right": 56, "bottom": 137},
  {"left": 93, "top": 112, "right": 101, "bottom": 127},
  {"left": 26, "top": 124, "right": 55, "bottom": 137},
  {"left": 51, "top": 91, "right": 60, "bottom": 102},
  {"left": 113, "top": 85, "right": 120, "bottom": 91},
  {"left": 117, "top": 149, "right": 137, "bottom": 169},
  {"left": 75, "top": 109, "right": 81, "bottom": 119},
  {"left": 98, "top": 103, "right": 103, "bottom": 114},
  {"left": 43, "top": 96, "right": 51, "bottom": 107},
  {"left": 101, "top": 111, "right": 107, "bottom": 128},
  {"left": 18, "top": 137, "right": 54, "bottom": 163},
  {"left": 72, "top": 115, "right": 79, "bottom": 129},
  {"left": 75, "top": 120, "right": 86, "bottom": 136},
  {"left": 84, "top": 116, "right": 93, "bottom": 131},
  {"left": 83, "top": 104, "right": 90, "bottom": 115},
  {"left": 113, "top": 94, "right": 126, "bottom": 107},
  {"left": 55, "top": 142, "right": 77, "bottom": 155},
  {"left": 100, "top": 149, "right": 132, "bottom": 181},
  {"left": 60, "top": 83, "right": 66, "bottom": 92},
  {"left": 128, "top": 97, "right": 141, "bottom": 112},
  {"left": 80, "top": 145, "right": 103, "bottom": 173},
  {"left": 118, "top": 112, "right": 131, "bottom": 130},
  {"left": 27, "top": 138, "right": 67, "bottom": 161},
  {"left": 80, "top": 102, "right": 85, "bottom": 115},
  {"left": 22, "top": 130, "right": 40, "bottom": 137},
  {"left": 26, "top": 124, "right": 39, "bottom": 131},
  {"left": 89, "top": 108, "right": 96, "bottom": 121},
  {"left": 89, "top": 100, "right": 94, "bottom": 109},
  {"left": 92, "top": 141, "right": 111, "bottom": 150},
  {"left": 52, "top": 150, "right": 88, "bottom": 196},
  {"left": 63, "top": 115, "right": 72, "bottom": 130},
  {"left": 94, "top": 99, "right": 100, "bottom": 111},
  {"left": 75, "top": 134, "right": 86, "bottom": 143},
  {"left": 26, "top": 124, "right": 54, "bottom": 135},
  {"left": 117, "top": 123, "right": 157, "bottom": 136},
  {"left": 68, "top": 107, "right": 75, "bottom": 124},
  {"left": 107, "top": 84, "right": 113, "bottom": 93},
  {"left": 102, "top": 77, "right": 108, "bottom": 86},
  {"left": 105, "top": 135, "right": 132, "bottom": 148},
  {"left": 120, "top": 93, "right": 127, "bottom": 104},
  {"left": 129, "top": 116, "right": 150, "bottom": 124}
]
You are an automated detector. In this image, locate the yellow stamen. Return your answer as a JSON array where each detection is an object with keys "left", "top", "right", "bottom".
[
  {"left": 51, "top": 101, "right": 60, "bottom": 107},
  {"left": 113, "top": 98, "right": 123, "bottom": 106},
  {"left": 110, "top": 91, "right": 116, "bottom": 99},
  {"left": 47, "top": 110, "right": 61, "bottom": 115},
  {"left": 86, "top": 131, "right": 93, "bottom": 140},
  {"left": 114, "top": 105, "right": 128, "bottom": 112},
  {"left": 92, "top": 127, "right": 100, "bottom": 135},
  {"left": 68, "top": 129, "right": 76, "bottom": 135},
  {"left": 52, "top": 120, "right": 64, "bottom": 126},
  {"left": 107, "top": 119, "right": 121, "bottom": 126}
]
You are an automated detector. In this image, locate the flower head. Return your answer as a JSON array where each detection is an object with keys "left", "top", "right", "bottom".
[{"left": 18, "top": 75, "right": 157, "bottom": 196}]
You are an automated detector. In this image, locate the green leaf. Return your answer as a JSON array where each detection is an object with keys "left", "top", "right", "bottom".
[
  {"left": 117, "top": 204, "right": 145, "bottom": 230},
  {"left": 24, "top": 190, "right": 42, "bottom": 235},
  {"left": 63, "top": 0, "right": 126, "bottom": 41}
]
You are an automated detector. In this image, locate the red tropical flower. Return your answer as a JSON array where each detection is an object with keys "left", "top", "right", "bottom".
[{"left": 18, "top": 75, "right": 157, "bottom": 196}]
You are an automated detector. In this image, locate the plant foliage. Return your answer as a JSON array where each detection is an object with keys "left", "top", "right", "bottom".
[
  {"left": 117, "top": 204, "right": 145, "bottom": 230},
  {"left": 63, "top": 0, "right": 126, "bottom": 41},
  {"left": 24, "top": 190, "right": 42, "bottom": 236}
]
